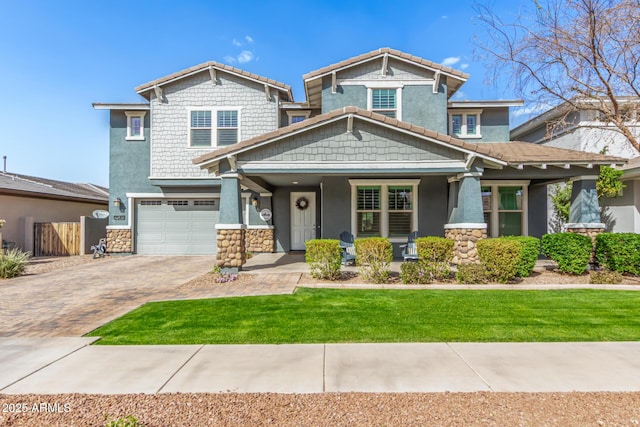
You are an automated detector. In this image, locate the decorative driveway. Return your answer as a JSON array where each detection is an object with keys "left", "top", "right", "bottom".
[{"left": 0, "top": 256, "right": 220, "bottom": 337}]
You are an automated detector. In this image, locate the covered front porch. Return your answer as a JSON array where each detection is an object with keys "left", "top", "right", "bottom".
[{"left": 192, "top": 107, "right": 624, "bottom": 271}]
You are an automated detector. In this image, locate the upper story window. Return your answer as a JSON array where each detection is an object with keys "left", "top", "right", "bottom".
[
  {"left": 286, "top": 110, "right": 311, "bottom": 126},
  {"left": 125, "top": 111, "right": 146, "bottom": 140},
  {"left": 372, "top": 89, "right": 397, "bottom": 118},
  {"left": 217, "top": 110, "right": 238, "bottom": 146},
  {"left": 449, "top": 110, "right": 482, "bottom": 138},
  {"left": 189, "top": 108, "right": 240, "bottom": 148},
  {"left": 366, "top": 85, "right": 403, "bottom": 120}
]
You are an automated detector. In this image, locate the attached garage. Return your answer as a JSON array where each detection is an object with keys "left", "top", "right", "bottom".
[{"left": 135, "top": 199, "right": 219, "bottom": 255}]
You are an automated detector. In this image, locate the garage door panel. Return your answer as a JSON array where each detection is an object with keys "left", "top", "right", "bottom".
[{"left": 136, "top": 199, "right": 219, "bottom": 255}]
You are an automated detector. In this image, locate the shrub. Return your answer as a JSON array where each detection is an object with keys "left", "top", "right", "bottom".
[
  {"left": 503, "top": 236, "right": 540, "bottom": 277},
  {"left": 104, "top": 415, "right": 141, "bottom": 427},
  {"left": 541, "top": 233, "right": 592, "bottom": 275},
  {"left": 589, "top": 269, "right": 623, "bottom": 284},
  {"left": 400, "top": 262, "right": 431, "bottom": 284},
  {"left": 0, "top": 248, "right": 30, "bottom": 279},
  {"left": 355, "top": 237, "right": 393, "bottom": 284},
  {"left": 305, "top": 239, "right": 342, "bottom": 280},
  {"left": 477, "top": 238, "right": 521, "bottom": 283},
  {"left": 455, "top": 263, "right": 489, "bottom": 284},
  {"left": 595, "top": 233, "right": 640, "bottom": 275},
  {"left": 415, "top": 237, "right": 454, "bottom": 263}
]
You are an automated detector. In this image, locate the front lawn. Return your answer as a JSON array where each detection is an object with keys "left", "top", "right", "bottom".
[{"left": 87, "top": 288, "right": 640, "bottom": 344}]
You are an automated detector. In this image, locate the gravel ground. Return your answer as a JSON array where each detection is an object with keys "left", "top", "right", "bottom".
[
  {"left": 23, "top": 255, "right": 113, "bottom": 276},
  {"left": 1, "top": 392, "right": 640, "bottom": 426}
]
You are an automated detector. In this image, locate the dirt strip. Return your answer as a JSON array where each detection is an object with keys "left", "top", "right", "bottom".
[{"left": 1, "top": 392, "right": 639, "bottom": 426}]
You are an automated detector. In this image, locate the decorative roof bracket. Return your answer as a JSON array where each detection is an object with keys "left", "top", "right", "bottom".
[
  {"left": 209, "top": 66, "right": 217, "bottom": 85},
  {"left": 331, "top": 71, "right": 337, "bottom": 94},
  {"left": 381, "top": 53, "right": 388, "bottom": 76},
  {"left": 433, "top": 71, "right": 441, "bottom": 94},
  {"left": 347, "top": 114, "right": 354, "bottom": 133},
  {"left": 264, "top": 84, "right": 270, "bottom": 102},
  {"left": 153, "top": 85, "right": 163, "bottom": 103}
]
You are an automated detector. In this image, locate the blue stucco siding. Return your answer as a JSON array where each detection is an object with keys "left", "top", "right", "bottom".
[
  {"left": 239, "top": 119, "right": 466, "bottom": 163},
  {"left": 109, "top": 111, "right": 158, "bottom": 226},
  {"left": 417, "top": 176, "right": 449, "bottom": 236},
  {"left": 320, "top": 177, "right": 352, "bottom": 240},
  {"left": 402, "top": 85, "right": 447, "bottom": 133},
  {"left": 321, "top": 80, "right": 367, "bottom": 113}
]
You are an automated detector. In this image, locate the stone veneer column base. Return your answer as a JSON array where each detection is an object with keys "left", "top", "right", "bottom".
[
  {"left": 565, "top": 223, "right": 605, "bottom": 263},
  {"left": 245, "top": 227, "right": 275, "bottom": 253},
  {"left": 106, "top": 228, "right": 132, "bottom": 254},
  {"left": 444, "top": 223, "right": 487, "bottom": 265},
  {"left": 216, "top": 226, "right": 246, "bottom": 270}
]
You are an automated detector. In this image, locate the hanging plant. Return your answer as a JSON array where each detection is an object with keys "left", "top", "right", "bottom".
[{"left": 295, "top": 197, "right": 309, "bottom": 211}]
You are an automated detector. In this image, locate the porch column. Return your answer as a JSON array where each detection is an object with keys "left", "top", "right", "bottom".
[
  {"left": 445, "top": 172, "right": 487, "bottom": 264},
  {"left": 245, "top": 192, "right": 275, "bottom": 253},
  {"left": 565, "top": 176, "right": 605, "bottom": 260},
  {"left": 216, "top": 173, "right": 246, "bottom": 272}
]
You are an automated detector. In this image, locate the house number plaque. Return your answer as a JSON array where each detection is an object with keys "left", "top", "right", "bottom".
[
  {"left": 113, "top": 215, "right": 125, "bottom": 220},
  {"left": 259, "top": 209, "right": 272, "bottom": 222}
]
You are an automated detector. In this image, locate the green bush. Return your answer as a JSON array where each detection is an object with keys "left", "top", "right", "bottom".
[
  {"left": 503, "top": 236, "right": 540, "bottom": 277},
  {"left": 541, "top": 233, "right": 592, "bottom": 275},
  {"left": 595, "top": 233, "right": 640, "bottom": 275},
  {"left": 355, "top": 237, "right": 392, "bottom": 284},
  {"left": 455, "top": 263, "right": 489, "bottom": 284},
  {"left": 104, "top": 415, "right": 141, "bottom": 427},
  {"left": 305, "top": 239, "right": 342, "bottom": 280},
  {"left": 400, "top": 262, "right": 430, "bottom": 284},
  {"left": 0, "top": 248, "right": 30, "bottom": 279},
  {"left": 477, "top": 238, "right": 521, "bottom": 283},
  {"left": 415, "top": 237, "right": 454, "bottom": 263},
  {"left": 589, "top": 269, "right": 623, "bottom": 284}
]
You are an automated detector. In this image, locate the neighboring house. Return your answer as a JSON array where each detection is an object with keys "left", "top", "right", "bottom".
[
  {"left": 0, "top": 171, "right": 109, "bottom": 252},
  {"left": 511, "top": 99, "right": 640, "bottom": 232},
  {"left": 94, "top": 48, "right": 623, "bottom": 268}
]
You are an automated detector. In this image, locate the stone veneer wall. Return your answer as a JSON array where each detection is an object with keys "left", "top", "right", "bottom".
[
  {"left": 106, "top": 228, "right": 132, "bottom": 253},
  {"left": 216, "top": 228, "right": 246, "bottom": 268},
  {"left": 445, "top": 227, "right": 487, "bottom": 264},
  {"left": 245, "top": 228, "right": 275, "bottom": 253}
]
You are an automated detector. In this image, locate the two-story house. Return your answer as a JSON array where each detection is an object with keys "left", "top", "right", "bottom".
[
  {"left": 511, "top": 100, "right": 640, "bottom": 233},
  {"left": 94, "top": 48, "right": 623, "bottom": 269}
]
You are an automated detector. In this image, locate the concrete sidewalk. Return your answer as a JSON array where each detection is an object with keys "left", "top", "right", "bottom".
[{"left": 2, "top": 338, "right": 640, "bottom": 394}]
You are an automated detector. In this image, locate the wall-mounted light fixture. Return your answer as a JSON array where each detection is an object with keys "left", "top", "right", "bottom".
[
  {"left": 114, "top": 197, "right": 122, "bottom": 208},
  {"left": 251, "top": 196, "right": 259, "bottom": 208}
]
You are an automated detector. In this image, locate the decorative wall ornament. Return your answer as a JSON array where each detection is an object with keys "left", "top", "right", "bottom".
[{"left": 295, "top": 196, "right": 309, "bottom": 211}]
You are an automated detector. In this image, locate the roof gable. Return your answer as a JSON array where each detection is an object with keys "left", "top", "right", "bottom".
[{"left": 135, "top": 61, "right": 293, "bottom": 102}]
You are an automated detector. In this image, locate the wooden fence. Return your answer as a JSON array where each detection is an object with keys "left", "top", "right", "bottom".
[{"left": 34, "top": 222, "right": 80, "bottom": 256}]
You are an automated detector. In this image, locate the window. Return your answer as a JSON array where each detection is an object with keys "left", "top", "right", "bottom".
[
  {"left": 481, "top": 181, "right": 529, "bottom": 237},
  {"left": 168, "top": 200, "right": 189, "bottom": 206},
  {"left": 449, "top": 110, "right": 482, "bottom": 138},
  {"left": 217, "top": 110, "right": 238, "bottom": 146},
  {"left": 194, "top": 200, "right": 216, "bottom": 206},
  {"left": 190, "top": 110, "right": 212, "bottom": 147},
  {"left": 372, "top": 89, "right": 397, "bottom": 118},
  {"left": 140, "top": 200, "right": 161, "bottom": 206},
  {"left": 356, "top": 186, "right": 381, "bottom": 237},
  {"left": 189, "top": 108, "right": 240, "bottom": 147},
  {"left": 286, "top": 110, "right": 311, "bottom": 125},
  {"left": 350, "top": 180, "right": 419, "bottom": 238},
  {"left": 125, "top": 112, "right": 146, "bottom": 140}
]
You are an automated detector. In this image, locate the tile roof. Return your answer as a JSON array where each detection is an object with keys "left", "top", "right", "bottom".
[
  {"left": 135, "top": 61, "right": 293, "bottom": 101},
  {"left": 302, "top": 47, "right": 470, "bottom": 81},
  {"left": 0, "top": 172, "right": 109, "bottom": 203},
  {"left": 192, "top": 106, "right": 626, "bottom": 169},
  {"left": 483, "top": 142, "right": 626, "bottom": 165}
]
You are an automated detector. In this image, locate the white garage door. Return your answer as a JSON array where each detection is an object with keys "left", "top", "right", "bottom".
[{"left": 136, "top": 199, "right": 219, "bottom": 255}]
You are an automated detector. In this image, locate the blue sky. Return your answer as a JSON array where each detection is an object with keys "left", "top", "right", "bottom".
[{"left": 0, "top": 0, "right": 532, "bottom": 187}]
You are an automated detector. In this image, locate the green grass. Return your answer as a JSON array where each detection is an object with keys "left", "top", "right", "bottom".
[{"left": 87, "top": 288, "right": 640, "bottom": 344}]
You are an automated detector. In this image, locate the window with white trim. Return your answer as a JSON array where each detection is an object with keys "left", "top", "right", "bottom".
[
  {"left": 371, "top": 89, "right": 397, "bottom": 118},
  {"left": 350, "top": 180, "right": 419, "bottom": 238},
  {"left": 189, "top": 108, "right": 240, "bottom": 147},
  {"left": 449, "top": 110, "right": 482, "bottom": 138},
  {"left": 481, "top": 181, "right": 529, "bottom": 237},
  {"left": 125, "top": 111, "right": 146, "bottom": 140},
  {"left": 286, "top": 110, "right": 311, "bottom": 125}
]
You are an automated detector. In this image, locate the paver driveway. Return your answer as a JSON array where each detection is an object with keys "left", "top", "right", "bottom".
[{"left": 0, "top": 256, "right": 217, "bottom": 337}]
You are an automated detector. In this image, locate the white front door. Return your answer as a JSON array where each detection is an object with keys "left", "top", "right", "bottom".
[{"left": 291, "top": 192, "right": 316, "bottom": 250}]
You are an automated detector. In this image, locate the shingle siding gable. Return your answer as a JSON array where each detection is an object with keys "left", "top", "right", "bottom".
[{"left": 150, "top": 71, "right": 280, "bottom": 178}]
